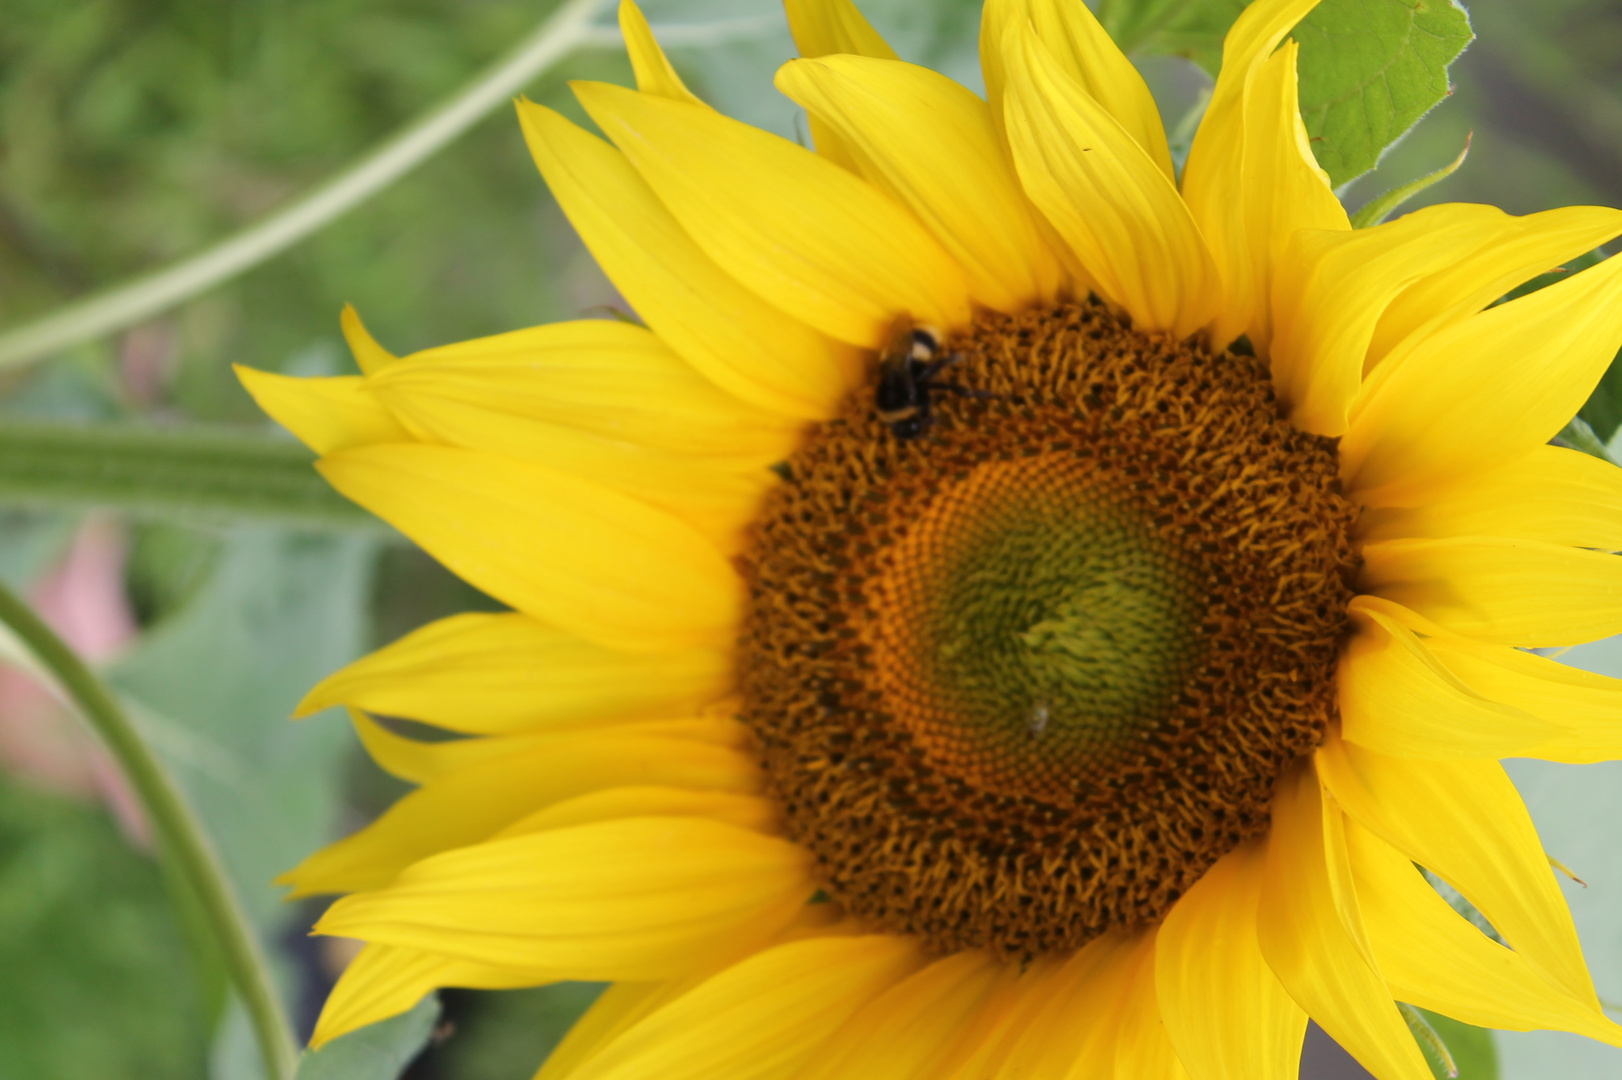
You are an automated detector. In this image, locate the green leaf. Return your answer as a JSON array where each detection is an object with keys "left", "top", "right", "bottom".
[
  {"left": 0, "top": 423, "right": 381, "bottom": 531},
  {"left": 1096, "top": 0, "right": 1248, "bottom": 74},
  {"left": 108, "top": 529, "right": 378, "bottom": 931},
  {"left": 423, "top": 984, "right": 603, "bottom": 1080},
  {"left": 293, "top": 996, "right": 440, "bottom": 1080},
  {"left": 1579, "top": 359, "right": 1622, "bottom": 448},
  {"left": 1294, "top": 0, "right": 1475, "bottom": 187},
  {"left": 1350, "top": 132, "right": 1471, "bottom": 227},
  {"left": 1418, "top": 1010, "right": 1501, "bottom": 1079},
  {"left": 106, "top": 528, "right": 379, "bottom": 1074},
  {"left": 1402, "top": 1002, "right": 1460, "bottom": 1078}
]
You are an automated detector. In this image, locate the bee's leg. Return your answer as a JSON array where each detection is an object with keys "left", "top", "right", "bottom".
[
  {"left": 917, "top": 351, "right": 966, "bottom": 380},
  {"left": 934, "top": 382, "right": 997, "bottom": 400}
]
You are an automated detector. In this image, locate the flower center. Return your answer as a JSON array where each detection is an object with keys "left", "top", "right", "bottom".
[
  {"left": 739, "top": 300, "right": 1358, "bottom": 957},
  {"left": 873, "top": 454, "right": 1208, "bottom": 802}
]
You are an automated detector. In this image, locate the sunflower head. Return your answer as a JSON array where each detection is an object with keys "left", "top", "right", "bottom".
[
  {"left": 742, "top": 300, "right": 1358, "bottom": 954},
  {"left": 240, "top": 0, "right": 1622, "bottom": 1076}
]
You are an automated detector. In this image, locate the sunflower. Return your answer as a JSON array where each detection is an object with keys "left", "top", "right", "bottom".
[{"left": 239, "top": 0, "right": 1622, "bottom": 1075}]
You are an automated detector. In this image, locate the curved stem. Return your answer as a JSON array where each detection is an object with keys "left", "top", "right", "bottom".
[
  {"left": 0, "top": 0, "right": 607, "bottom": 370},
  {"left": 0, "top": 580, "right": 299, "bottom": 1080}
]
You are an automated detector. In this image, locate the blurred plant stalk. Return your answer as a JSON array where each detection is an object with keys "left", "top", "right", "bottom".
[
  {"left": 0, "top": 422, "right": 382, "bottom": 530},
  {"left": 0, "top": 576, "right": 299, "bottom": 1080}
]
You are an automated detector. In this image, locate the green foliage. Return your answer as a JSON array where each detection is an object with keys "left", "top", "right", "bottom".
[
  {"left": 1291, "top": 0, "right": 1472, "bottom": 186},
  {"left": 423, "top": 984, "right": 605, "bottom": 1080},
  {"left": 1295, "top": 0, "right": 1475, "bottom": 186},
  {"left": 1402, "top": 1002, "right": 1460, "bottom": 1078},
  {"left": 103, "top": 528, "right": 379, "bottom": 1073},
  {"left": 293, "top": 996, "right": 439, "bottom": 1080},
  {"left": 1349, "top": 133, "right": 1470, "bottom": 227},
  {"left": 1580, "top": 359, "right": 1622, "bottom": 447},
  {"left": 1099, "top": 0, "right": 1475, "bottom": 190},
  {"left": 0, "top": 777, "right": 211, "bottom": 1080},
  {"left": 0, "top": 0, "right": 634, "bottom": 420},
  {"left": 1097, "top": 0, "right": 1249, "bottom": 75},
  {"left": 108, "top": 528, "right": 377, "bottom": 933},
  {"left": 1422, "top": 1008, "right": 1503, "bottom": 1079}
]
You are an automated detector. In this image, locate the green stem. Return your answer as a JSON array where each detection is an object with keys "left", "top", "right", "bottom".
[
  {"left": 0, "top": 422, "right": 379, "bottom": 530},
  {"left": 0, "top": 0, "right": 607, "bottom": 370},
  {"left": 0, "top": 580, "right": 299, "bottom": 1080}
]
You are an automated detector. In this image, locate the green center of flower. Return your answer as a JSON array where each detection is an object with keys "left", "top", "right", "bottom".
[{"left": 874, "top": 455, "right": 1206, "bottom": 800}]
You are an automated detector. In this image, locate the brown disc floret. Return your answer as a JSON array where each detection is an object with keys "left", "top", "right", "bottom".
[{"left": 738, "top": 299, "right": 1358, "bottom": 958}]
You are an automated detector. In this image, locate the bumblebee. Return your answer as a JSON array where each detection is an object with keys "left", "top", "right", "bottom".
[{"left": 873, "top": 315, "right": 972, "bottom": 439}]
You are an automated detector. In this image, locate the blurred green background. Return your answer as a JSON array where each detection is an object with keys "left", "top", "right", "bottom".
[{"left": 1, "top": 1, "right": 1620, "bottom": 1078}]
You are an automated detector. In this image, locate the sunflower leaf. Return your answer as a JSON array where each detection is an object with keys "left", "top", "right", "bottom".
[
  {"left": 1294, "top": 0, "right": 1475, "bottom": 187},
  {"left": 1349, "top": 132, "right": 1471, "bottom": 227},
  {"left": 1097, "top": 0, "right": 1248, "bottom": 74},
  {"left": 1416, "top": 1007, "right": 1501, "bottom": 1080},
  {"left": 293, "top": 995, "right": 440, "bottom": 1080}
]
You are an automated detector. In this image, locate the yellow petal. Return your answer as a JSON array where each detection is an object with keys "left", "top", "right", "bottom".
[
  {"left": 341, "top": 303, "right": 396, "bottom": 374},
  {"left": 1346, "top": 817, "right": 1622, "bottom": 1043},
  {"left": 565, "top": 934, "right": 921, "bottom": 1080},
  {"left": 1316, "top": 730, "right": 1601, "bottom": 1011},
  {"left": 1113, "top": 934, "right": 1190, "bottom": 1080},
  {"left": 1342, "top": 249, "right": 1622, "bottom": 505},
  {"left": 370, "top": 319, "right": 800, "bottom": 464},
  {"left": 1361, "top": 594, "right": 1622, "bottom": 765},
  {"left": 312, "top": 942, "right": 551, "bottom": 1048},
  {"left": 1366, "top": 206, "right": 1622, "bottom": 374},
  {"left": 782, "top": 0, "right": 898, "bottom": 173},
  {"left": 936, "top": 958, "right": 1064, "bottom": 1080},
  {"left": 619, "top": 0, "right": 704, "bottom": 106},
  {"left": 1181, "top": 0, "right": 1323, "bottom": 347},
  {"left": 775, "top": 55, "right": 1061, "bottom": 312},
  {"left": 516, "top": 100, "right": 857, "bottom": 419},
  {"left": 1435, "top": 652, "right": 1622, "bottom": 765},
  {"left": 994, "top": 932, "right": 1140, "bottom": 1078},
  {"left": 1338, "top": 602, "right": 1556, "bottom": 758},
  {"left": 364, "top": 320, "right": 792, "bottom": 552},
  {"left": 783, "top": 0, "right": 897, "bottom": 60},
  {"left": 318, "top": 443, "right": 741, "bottom": 652},
  {"left": 1001, "top": 22, "right": 1221, "bottom": 337},
  {"left": 1270, "top": 204, "right": 1511, "bottom": 437},
  {"left": 297, "top": 612, "right": 731, "bottom": 734},
  {"left": 235, "top": 367, "right": 409, "bottom": 454},
  {"left": 498, "top": 787, "right": 776, "bottom": 839},
  {"left": 1359, "top": 535, "right": 1622, "bottom": 647},
  {"left": 574, "top": 81, "right": 971, "bottom": 345},
  {"left": 349, "top": 711, "right": 747, "bottom": 786},
  {"left": 316, "top": 817, "right": 815, "bottom": 981},
  {"left": 367, "top": 402, "right": 771, "bottom": 554},
  {"left": 536, "top": 981, "right": 669, "bottom": 1080},
  {"left": 1239, "top": 40, "right": 1349, "bottom": 356},
  {"left": 278, "top": 732, "right": 758, "bottom": 896},
  {"left": 1155, "top": 840, "right": 1307, "bottom": 1080},
  {"left": 1256, "top": 760, "right": 1433, "bottom": 1080},
  {"left": 980, "top": 0, "right": 1172, "bottom": 178},
  {"left": 793, "top": 950, "right": 1004, "bottom": 1080},
  {"left": 348, "top": 709, "right": 497, "bottom": 784},
  {"left": 1357, "top": 443, "right": 1622, "bottom": 551}
]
